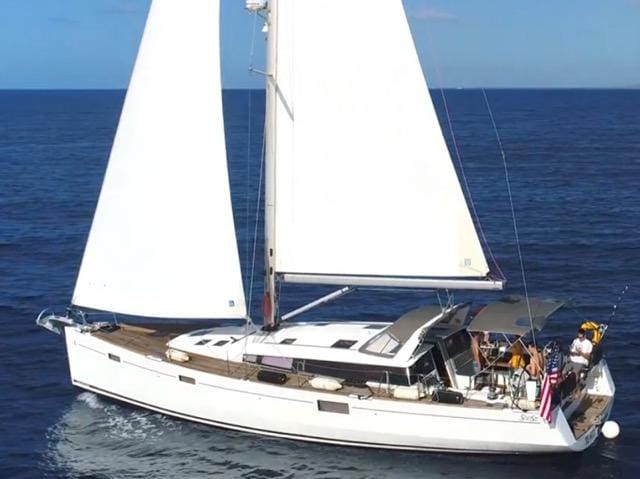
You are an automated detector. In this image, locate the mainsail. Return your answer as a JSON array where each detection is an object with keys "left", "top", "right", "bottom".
[
  {"left": 269, "top": 0, "right": 495, "bottom": 288},
  {"left": 72, "top": 0, "right": 246, "bottom": 318}
]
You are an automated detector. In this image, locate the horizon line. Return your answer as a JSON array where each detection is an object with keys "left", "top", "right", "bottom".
[{"left": 1, "top": 86, "right": 638, "bottom": 92}]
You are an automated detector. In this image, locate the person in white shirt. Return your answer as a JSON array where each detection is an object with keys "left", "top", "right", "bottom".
[{"left": 569, "top": 328, "right": 593, "bottom": 368}]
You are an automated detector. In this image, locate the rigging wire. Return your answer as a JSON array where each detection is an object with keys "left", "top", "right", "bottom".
[
  {"left": 445, "top": 289, "right": 454, "bottom": 309},
  {"left": 244, "top": 12, "right": 258, "bottom": 296},
  {"left": 422, "top": 26, "right": 535, "bottom": 345},
  {"left": 423, "top": 32, "right": 505, "bottom": 281},
  {"left": 244, "top": 80, "right": 253, "bottom": 287},
  {"left": 248, "top": 123, "right": 266, "bottom": 317},
  {"left": 436, "top": 290, "right": 444, "bottom": 309},
  {"left": 246, "top": 11, "right": 264, "bottom": 319},
  {"left": 480, "top": 88, "right": 536, "bottom": 349},
  {"left": 436, "top": 83, "right": 505, "bottom": 280}
]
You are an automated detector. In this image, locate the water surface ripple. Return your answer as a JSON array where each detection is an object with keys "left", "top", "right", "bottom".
[{"left": 0, "top": 89, "right": 638, "bottom": 478}]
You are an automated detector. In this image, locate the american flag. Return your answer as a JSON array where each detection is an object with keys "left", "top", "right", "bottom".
[{"left": 539, "top": 342, "right": 561, "bottom": 423}]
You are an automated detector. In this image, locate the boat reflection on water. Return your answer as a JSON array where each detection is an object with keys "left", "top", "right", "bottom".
[{"left": 44, "top": 392, "right": 623, "bottom": 479}]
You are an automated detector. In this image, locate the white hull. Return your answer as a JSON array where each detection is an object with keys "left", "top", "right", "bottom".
[{"left": 64, "top": 327, "right": 614, "bottom": 454}]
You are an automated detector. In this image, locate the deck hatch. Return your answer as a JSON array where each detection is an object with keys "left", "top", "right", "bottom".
[
  {"left": 331, "top": 339, "right": 357, "bottom": 349},
  {"left": 179, "top": 375, "right": 196, "bottom": 385},
  {"left": 108, "top": 353, "right": 121, "bottom": 362},
  {"left": 195, "top": 339, "right": 210, "bottom": 346},
  {"left": 213, "top": 340, "right": 229, "bottom": 346},
  {"left": 317, "top": 400, "right": 349, "bottom": 414},
  {"left": 280, "top": 338, "right": 297, "bottom": 345}
]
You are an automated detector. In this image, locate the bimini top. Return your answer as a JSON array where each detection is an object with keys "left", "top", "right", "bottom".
[{"left": 467, "top": 295, "right": 565, "bottom": 336}]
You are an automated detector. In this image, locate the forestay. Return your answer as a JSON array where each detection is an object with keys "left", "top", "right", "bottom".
[
  {"left": 72, "top": 0, "right": 246, "bottom": 319},
  {"left": 271, "top": 0, "right": 490, "bottom": 282}
]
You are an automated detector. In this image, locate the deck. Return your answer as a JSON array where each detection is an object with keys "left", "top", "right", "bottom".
[
  {"left": 568, "top": 394, "right": 612, "bottom": 439},
  {"left": 91, "top": 323, "right": 499, "bottom": 409},
  {"left": 94, "top": 323, "right": 396, "bottom": 399}
]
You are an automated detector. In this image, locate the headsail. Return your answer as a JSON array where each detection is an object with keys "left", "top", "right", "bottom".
[
  {"left": 270, "top": 0, "right": 495, "bottom": 287},
  {"left": 72, "top": 0, "right": 246, "bottom": 318}
]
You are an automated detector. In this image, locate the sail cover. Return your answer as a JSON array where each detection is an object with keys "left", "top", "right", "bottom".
[
  {"left": 72, "top": 0, "right": 246, "bottom": 319},
  {"left": 272, "top": 0, "right": 490, "bottom": 281}
]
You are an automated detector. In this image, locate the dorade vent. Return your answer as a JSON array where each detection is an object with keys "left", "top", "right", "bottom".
[
  {"left": 317, "top": 400, "right": 349, "bottom": 414},
  {"left": 331, "top": 339, "right": 357, "bottom": 349},
  {"left": 364, "top": 324, "right": 386, "bottom": 330},
  {"left": 179, "top": 375, "right": 196, "bottom": 385},
  {"left": 195, "top": 339, "right": 210, "bottom": 346},
  {"left": 108, "top": 353, "right": 121, "bottom": 362},
  {"left": 280, "top": 338, "right": 297, "bottom": 345},
  {"left": 213, "top": 340, "right": 229, "bottom": 346}
]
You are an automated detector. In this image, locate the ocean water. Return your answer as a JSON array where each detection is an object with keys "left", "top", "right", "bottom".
[{"left": 0, "top": 89, "right": 639, "bottom": 478}]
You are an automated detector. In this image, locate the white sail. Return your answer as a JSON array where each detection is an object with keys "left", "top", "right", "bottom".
[
  {"left": 271, "top": 0, "right": 490, "bottom": 282},
  {"left": 72, "top": 0, "right": 246, "bottom": 319}
]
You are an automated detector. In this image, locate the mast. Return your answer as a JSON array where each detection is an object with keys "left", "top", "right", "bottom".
[{"left": 262, "top": 0, "right": 278, "bottom": 329}]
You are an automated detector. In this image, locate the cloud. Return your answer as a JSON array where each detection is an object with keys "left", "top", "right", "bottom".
[{"left": 409, "top": 7, "right": 457, "bottom": 22}]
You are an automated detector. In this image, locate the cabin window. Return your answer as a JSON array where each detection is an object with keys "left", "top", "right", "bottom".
[
  {"left": 260, "top": 356, "right": 294, "bottom": 370},
  {"left": 195, "top": 339, "right": 210, "bottom": 346},
  {"left": 331, "top": 339, "right": 357, "bottom": 349},
  {"left": 179, "top": 375, "right": 195, "bottom": 385},
  {"left": 444, "top": 330, "right": 471, "bottom": 359},
  {"left": 244, "top": 355, "right": 294, "bottom": 372},
  {"left": 298, "top": 359, "right": 410, "bottom": 386},
  {"left": 280, "top": 338, "right": 297, "bottom": 345},
  {"left": 412, "top": 351, "right": 436, "bottom": 375},
  {"left": 108, "top": 353, "right": 121, "bottom": 362},
  {"left": 361, "top": 333, "right": 400, "bottom": 356},
  {"left": 213, "top": 340, "right": 229, "bottom": 347},
  {"left": 409, "top": 351, "right": 440, "bottom": 384},
  {"left": 317, "top": 400, "right": 349, "bottom": 414}
]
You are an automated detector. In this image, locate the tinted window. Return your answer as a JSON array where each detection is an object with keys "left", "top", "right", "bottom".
[
  {"left": 444, "top": 330, "right": 471, "bottom": 359},
  {"left": 298, "top": 359, "right": 409, "bottom": 386},
  {"left": 331, "top": 339, "right": 357, "bottom": 349},
  {"left": 412, "top": 351, "right": 435, "bottom": 374},
  {"left": 317, "top": 400, "right": 349, "bottom": 414}
]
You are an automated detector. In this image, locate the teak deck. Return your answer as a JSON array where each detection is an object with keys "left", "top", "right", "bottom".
[
  {"left": 569, "top": 394, "right": 611, "bottom": 439},
  {"left": 93, "top": 323, "right": 387, "bottom": 399},
  {"left": 92, "top": 323, "right": 495, "bottom": 407}
]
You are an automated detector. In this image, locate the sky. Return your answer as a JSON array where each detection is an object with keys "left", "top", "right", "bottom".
[{"left": 0, "top": 0, "right": 638, "bottom": 89}]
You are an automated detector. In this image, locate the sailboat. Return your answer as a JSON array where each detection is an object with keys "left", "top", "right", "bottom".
[{"left": 38, "top": 0, "right": 615, "bottom": 453}]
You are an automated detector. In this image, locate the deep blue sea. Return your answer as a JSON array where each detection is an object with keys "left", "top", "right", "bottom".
[{"left": 1, "top": 89, "right": 639, "bottom": 478}]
